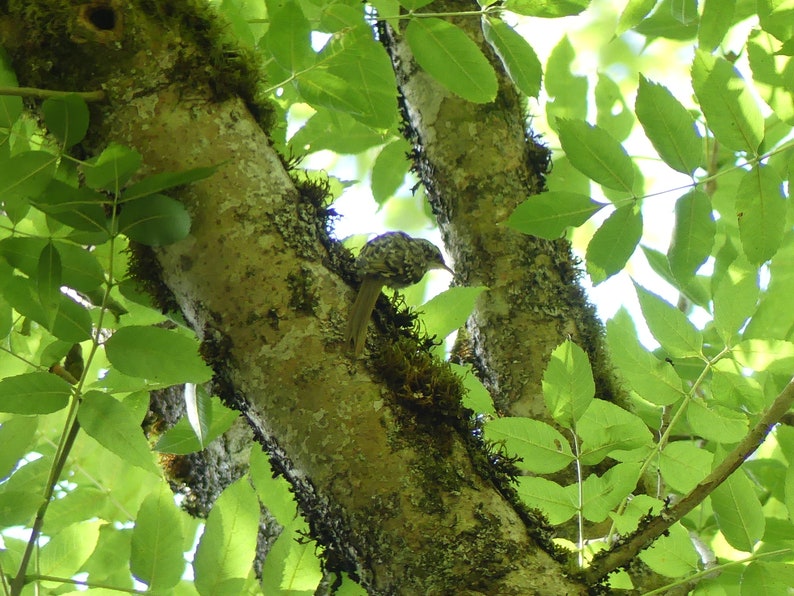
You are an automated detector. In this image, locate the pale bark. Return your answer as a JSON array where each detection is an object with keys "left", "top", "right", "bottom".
[{"left": 0, "top": 1, "right": 588, "bottom": 593}]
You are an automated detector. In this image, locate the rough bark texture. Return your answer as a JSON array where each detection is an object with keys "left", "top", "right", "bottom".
[
  {"left": 0, "top": 1, "right": 590, "bottom": 593},
  {"left": 383, "top": 0, "right": 621, "bottom": 422}
]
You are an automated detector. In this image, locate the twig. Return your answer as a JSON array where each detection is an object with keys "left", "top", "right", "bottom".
[
  {"left": 584, "top": 376, "right": 794, "bottom": 583},
  {"left": 0, "top": 86, "right": 105, "bottom": 102}
]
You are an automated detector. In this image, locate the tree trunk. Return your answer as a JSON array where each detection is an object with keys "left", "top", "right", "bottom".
[{"left": 0, "top": 1, "right": 605, "bottom": 593}]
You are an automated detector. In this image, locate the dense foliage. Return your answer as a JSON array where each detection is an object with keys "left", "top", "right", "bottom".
[{"left": 1, "top": 0, "right": 793, "bottom": 593}]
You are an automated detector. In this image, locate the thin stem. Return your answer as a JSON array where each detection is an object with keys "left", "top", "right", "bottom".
[
  {"left": 0, "top": 86, "right": 105, "bottom": 102},
  {"left": 584, "top": 376, "right": 794, "bottom": 584},
  {"left": 25, "top": 575, "right": 148, "bottom": 594},
  {"left": 571, "top": 430, "right": 584, "bottom": 568}
]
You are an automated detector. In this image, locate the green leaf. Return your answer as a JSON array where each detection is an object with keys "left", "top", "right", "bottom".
[
  {"left": 42, "top": 94, "right": 89, "bottom": 148},
  {"left": 545, "top": 37, "right": 588, "bottom": 123},
  {"left": 371, "top": 139, "right": 411, "bottom": 205},
  {"left": 744, "top": 233, "right": 794, "bottom": 340},
  {"left": 397, "top": 0, "right": 435, "bottom": 8},
  {"left": 3, "top": 275, "right": 93, "bottom": 342},
  {"left": 0, "top": 371, "right": 71, "bottom": 414},
  {"left": 0, "top": 237, "right": 105, "bottom": 293},
  {"left": 37, "top": 241, "right": 62, "bottom": 326},
  {"left": 711, "top": 470, "right": 765, "bottom": 552},
  {"left": 641, "top": 245, "right": 711, "bottom": 307},
  {"left": 580, "top": 462, "right": 641, "bottom": 522},
  {"left": 131, "top": 484, "right": 186, "bottom": 589},
  {"left": 692, "top": 50, "right": 764, "bottom": 154},
  {"left": 0, "top": 150, "right": 57, "bottom": 202},
  {"left": 712, "top": 256, "right": 758, "bottom": 345},
  {"left": 595, "top": 73, "right": 634, "bottom": 142},
  {"left": 0, "top": 490, "right": 43, "bottom": 527},
  {"left": 671, "top": 0, "right": 697, "bottom": 24},
  {"left": 577, "top": 400, "right": 654, "bottom": 465},
  {"left": 104, "top": 326, "right": 213, "bottom": 385},
  {"left": 267, "top": 1, "right": 314, "bottom": 72},
  {"left": 667, "top": 190, "right": 715, "bottom": 283},
  {"left": 290, "top": 110, "right": 388, "bottom": 155},
  {"left": 732, "top": 339, "right": 794, "bottom": 374},
  {"left": 0, "top": 50, "right": 23, "bottom": 129},
  {"left": 194, "top": 477, "right": 260, "bottom": 596},
  {"left": 616, "top": 0, "right": 658, "bottom": 35},
  {"left": 483, "top": 417, "right": 574, "bottom": 474},
  {"left": 758, "top": 0, "right": 794, "bottom": 41},
  {"left": 324, "top": 28, "right": 398, "bottom": 129},
  {"left": 122, "top": 165, "right": 219, "bottom": 201},
  {"left": 586, "top": 203, "right": 642, "bottom": 284},
  {"left": 154, "top": 395, "right": 239, "bottom": 454},
  {"left": 743, "top": 562, "right": 794, "bottom": 595},
  {"left": 421, "top": 286, "right": 486, "bottom": 343},
  {"left": 507, "top": 191, "right": 605, "bottom": 238},
  {"left": 78, "top": 390, "right": 160, "bottom": 474},
  {"left": 0, "top": 415, "right": 38, "bottom": 480},
  {"left": 639, "top": 522, "right": 700, "bottom": 577},
  {"left": 83, "top": 143, "right": 142, "bottom": 191},
  {"left": 43, "top": 486, "right": 109, "bottom": 533},
  {"left": 516, "top": 476, "right": 577, "bottom": 524},
  {"left": 542, "top": 340, "right": 594, "bottom": 427},
  {"left": 249, "top": 448, "right": 298, "bottom": 525},
  {"left": 686, "top": 398, "right": 749, "bottom": 443},
  {"left": 405, "top": 18, "right": 498, "bottom": 104},
  {"left": 296, "top": 69, "right": 370, "bottom": 119},
  {"left": 634, "top": 283, "right": 703, "bottom": 358},
  {"left": 634, "top": 0, "right": 698, "bottom": 41},
  {"left": 33, "top": 180, "right": 109, "bottom": 235},
  {"left": 735, "top": 165, "right": 786, "bottom": 263},
  {"left": 635, "top": 76, "right": 702, "bottom": 175},
  {"left": 450, "top": 363, "right": 496, "bottom": 415},
  {"left": 503, "top": 0, "right": 590, "bottom": 17},
  {"left": 711, "top": 361, "right": 765, "bottom": 413},
  {"left": 606, "top": 309, "right": 685, "bottom": 406},
  {"left": 118, "top": 194, "right": 191, "bottom": 246},
  {"left": 557, "top": 119, "right": 635, "bottom": 193},
  {"left": 698, "top": 0, "right": 736, "bottom": 51},
  {"left": 482, "top": 18, "right": 542, "bottom": 98},
  {"left": 38, "top": 521, "right": 101, "bottom": 578}
]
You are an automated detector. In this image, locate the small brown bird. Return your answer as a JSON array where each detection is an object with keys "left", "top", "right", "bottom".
[{"left": 345, "top": 231, "right": 453, "bottom": 356}]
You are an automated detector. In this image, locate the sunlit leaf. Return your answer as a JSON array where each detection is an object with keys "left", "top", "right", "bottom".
[
  {"left": 482, "top": 18, "right": 542, "bottom": 98},
  {"left": 267, "top": 0, "right": 314, "bottom": 72},
  {"left": 586, "top": 204, "right": 642, "bottom": 284},
  {"left": 484, "top": 417, "right": 574, "bottom": 474},
  {"left": 635, "top": 76, "right": 702, "bottom": 175},
  {"left": 711, "top": 471, "right": 765, "bottom": 552},
  {"left": 735, "top": 165, "right": 786, "bottom": 263},
  {"left": 78, "top": 390, "right": 160, "bottom": 474},
  {"left": 508, "top": 191, "right": 605, "bottom": 238},
  {"left": 616, "top": 0, "right": 658, "bottom": 35},
  {"left": 405, "top": 18, "right": 498, "bottom": 104},
  {"left": 0, "top": 372, "right": 71, "bottom": 414},
  {"left": 634, "top": 283, "right": 703, "bottom": 358},
  {"left": 131, "top": 485, "right": 186, "bottom": 589},
  {"left": 194, "top": 478, "right": 260, "bottom": 596},
  {"left": 557, "top": 119, "right": 635, "bottom": 193},
  {"left": 503, "top": 0, "right": 590, "bottom": 17},
  {"left": 668, "top": 190, "right": 715, "bottom": 282},
  {"left": 692, "top": 50, "right": 764, "bottom": 154},
  {"left": 542, "top": 340, "right": 594, "bottom": 427},
  {"left": 104, "top": 326, "right": 213, "bottom": 385}
]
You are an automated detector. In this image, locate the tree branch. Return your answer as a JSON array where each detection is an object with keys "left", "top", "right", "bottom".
[
  {"left": 0, "top": 86, "right": 105, "bottom": 101},
  {"left": 585, "top": 376, "right": 794, "bottom": 583}
]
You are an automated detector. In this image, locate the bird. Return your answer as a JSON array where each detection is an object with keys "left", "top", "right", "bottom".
[{"left": 345, "top": 231, "right": 453, "bottom": 356}]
